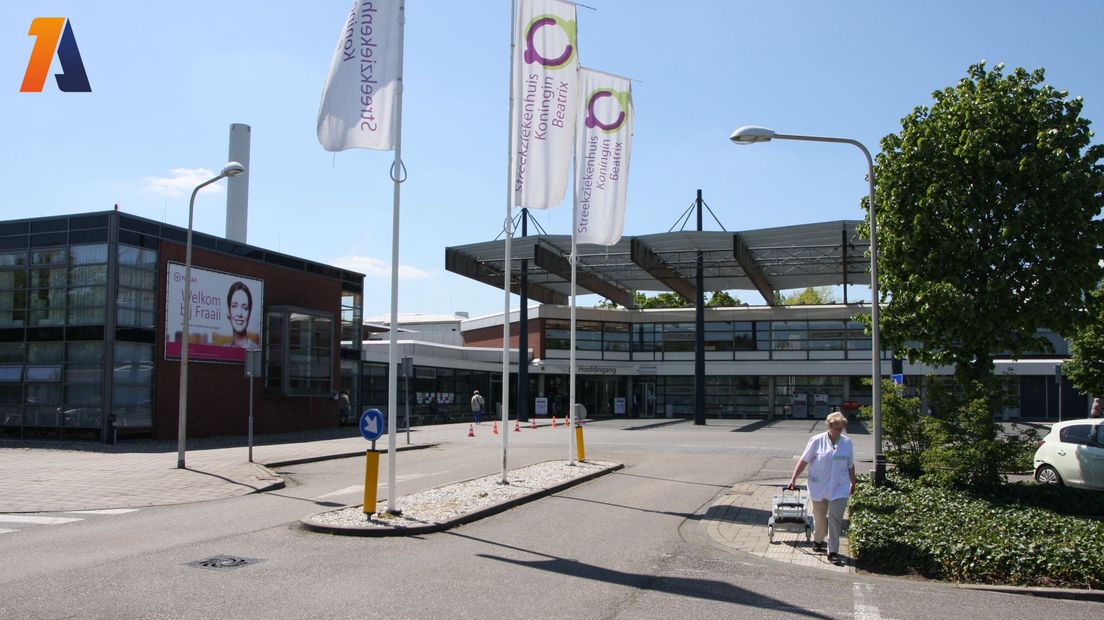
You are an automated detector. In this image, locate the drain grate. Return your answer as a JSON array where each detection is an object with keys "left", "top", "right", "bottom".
[{"left": 188, "top": 555, "right": 262, "bottom": 570}]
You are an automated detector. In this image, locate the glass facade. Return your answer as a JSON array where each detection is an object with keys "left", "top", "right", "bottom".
[{"left": 544, "top": 318, "right": 877, "bottom": 359}]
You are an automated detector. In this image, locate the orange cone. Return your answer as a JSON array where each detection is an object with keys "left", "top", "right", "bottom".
[
  {"left": 551, "top": 416, "right": 558, "bottom": 429},
  {"left": 492, "top": 421, "right": 499, "bottom": 435},
  {"left": 530, "top": 417, "right": 537, "bottom": 430},
  {"left": 467, "top": 424, "right": 475, "bottom": 438},
  {"left": 514, "top": 420, "right": 521, "bottom": 432}
]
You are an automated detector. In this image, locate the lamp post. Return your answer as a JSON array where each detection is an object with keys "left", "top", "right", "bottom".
[
  {"left": 729, "top": 126, "right": 885, "bottom": 486},
  {"left": 177, "top": 162, "right": 245, "bottom": 469}
]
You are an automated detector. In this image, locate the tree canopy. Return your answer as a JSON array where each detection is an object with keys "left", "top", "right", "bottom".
[
  {"left": 596, "top": 290, "right": 742, "bottom": 309},
  {"left": 777, "top": 287, "right": 839, "bottom": 306},
  {"left": 873, "top": 62, "right": 1104, "bottom": 383},
  {"left": 1064, "top": 286, "right": 1104, "bottom": 397}
]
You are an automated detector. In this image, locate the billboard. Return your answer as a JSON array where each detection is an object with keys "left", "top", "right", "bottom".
[{"left": 165, "top": 263, "right": 263, "bottom": 363}]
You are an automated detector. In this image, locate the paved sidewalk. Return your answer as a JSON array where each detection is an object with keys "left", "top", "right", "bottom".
[
  {"left": 0, "top": 433, "right": 415, "bottom": 514},
  {"left": 702, "top": 478, "right": 854, "bottom": 574}
]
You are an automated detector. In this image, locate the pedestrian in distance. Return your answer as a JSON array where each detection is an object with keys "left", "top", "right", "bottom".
[
  {"left": 471, "top": 390, "right": 485, "bottom": 425},
  {"left": 787, "top": 411, "right": 857, "bottom": 565},
  {"left": 338, "top": 391, "right": 352, "bottom": 426},
  {"left": 1091, "top": 397, "right": 1102, "bottom": 418}
]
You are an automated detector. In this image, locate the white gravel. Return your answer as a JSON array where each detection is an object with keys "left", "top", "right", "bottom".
[{"left": 309, "top": 459, "right": 618, "bottom": 530}]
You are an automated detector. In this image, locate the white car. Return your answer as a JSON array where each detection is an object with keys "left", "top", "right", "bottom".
[{"left": 1033, "top": 419, "right": 1104, "bottom": 490}]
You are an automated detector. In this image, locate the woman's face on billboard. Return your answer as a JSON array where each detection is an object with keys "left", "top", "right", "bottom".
[{"left": 229, "top": 289, "right": 250, "bottom": 334}]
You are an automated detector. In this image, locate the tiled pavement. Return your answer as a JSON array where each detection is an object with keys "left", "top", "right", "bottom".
[{"left": 703, "top": 479, "right": 854, "bottom": 573}]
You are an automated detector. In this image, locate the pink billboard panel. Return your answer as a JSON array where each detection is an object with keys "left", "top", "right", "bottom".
[{"left": 165, "top": 263, "right": 263, "bottom": 363}]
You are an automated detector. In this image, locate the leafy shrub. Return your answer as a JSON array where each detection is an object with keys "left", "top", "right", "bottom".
[{"left": 849, "top": 475, "right": 1104, "bottom": 588}]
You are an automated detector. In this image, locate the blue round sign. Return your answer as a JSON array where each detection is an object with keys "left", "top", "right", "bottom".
[{"left": 359, "top": 408, "right": 385, "bottom": 441}]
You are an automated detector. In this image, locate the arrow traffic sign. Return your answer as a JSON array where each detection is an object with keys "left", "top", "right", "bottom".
[{"left": 359, "top": 408, "right": 385, "bottom": 441}]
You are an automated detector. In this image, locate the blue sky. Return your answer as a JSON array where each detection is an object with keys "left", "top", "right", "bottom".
[{"left": 2, "top": 1, "right": 1102, "bottom": 319}]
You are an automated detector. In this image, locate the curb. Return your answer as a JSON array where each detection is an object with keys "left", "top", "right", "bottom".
[
  {"left": 956, "top": 583, "right": 1104, "bottom": 603},
  {"left": 300, "top": 462, "right": 624, "bottom": 537},
  {"left": 263, "top": 442, "right": 438, "bottom": 468}
]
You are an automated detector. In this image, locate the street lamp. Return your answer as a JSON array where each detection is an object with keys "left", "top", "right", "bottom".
[
  {"left": 177, "top": 162, "right": 245, "bottom": 469},
  {"left": 729, "top": 126, "right": 885, "bottom": 486}
]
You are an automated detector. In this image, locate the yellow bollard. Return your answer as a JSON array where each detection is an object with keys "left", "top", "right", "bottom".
[
  {"left": 363, "top": 449, "right": 379, "bottom": 516},
  {"left": 575, "top": 425, "right": 585, "bottom": 462}
]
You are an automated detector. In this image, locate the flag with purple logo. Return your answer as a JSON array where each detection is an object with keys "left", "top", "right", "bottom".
[
  {"left": 511, "top": 0, "right": 579, "bottom": 209},
  {"left": 574, "top": 68, "right": 632, "bottom": 245},
  {"left": 317, "top": 0, "right": 403, "bottom": 152}
]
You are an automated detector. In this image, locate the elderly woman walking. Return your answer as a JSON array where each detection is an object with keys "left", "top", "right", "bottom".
[{"left": 787, "top": 411, "right": 857, "bottom": 564}]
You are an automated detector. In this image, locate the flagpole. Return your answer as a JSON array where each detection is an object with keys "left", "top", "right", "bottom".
[
  {"left": 569, "top": 237, "right": 577, "bottom": 465},
  {"left": 385, "top": 0, "right": 407, "bottom": 514},
  {"left": 500, "top": 0, "right": 519, "bottom": 485}
]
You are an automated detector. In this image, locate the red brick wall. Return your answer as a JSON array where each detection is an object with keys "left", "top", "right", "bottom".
[
  {"left": 154, "top": 242, "right": 345, "bottom": 439},
  {"left": 464, "top": 319, "right": 545, "bottom": 357}
]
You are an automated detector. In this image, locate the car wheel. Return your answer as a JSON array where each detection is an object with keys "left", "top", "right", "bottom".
[{"left": 1035, "top": 464, "right": 1063, "bottom": 486}]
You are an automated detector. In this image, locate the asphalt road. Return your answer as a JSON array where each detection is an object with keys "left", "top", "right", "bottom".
[{"left": 0, "top": 421, "right": 1097, "bottom": 618}]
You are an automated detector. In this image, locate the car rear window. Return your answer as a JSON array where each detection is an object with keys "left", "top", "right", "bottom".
[{"left": 1059, "top": 424, "right": 1095, "bottom": 445}]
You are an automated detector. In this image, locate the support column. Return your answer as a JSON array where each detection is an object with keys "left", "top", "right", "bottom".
[{"left": 694, "top": 189, "right": 706, "bottom": 425}]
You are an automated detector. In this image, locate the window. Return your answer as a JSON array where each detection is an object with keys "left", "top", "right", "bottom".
[
  {"left": 112, "top": 342, "right": 153, "bottom": 429},
  {"left": 117, "top": 244, "right": 158, "bottom": 328},
  {"left": 266, "top": 306, "right": 334, "bottom": 396},
  {"left": 603, "top": 322, "right": 630, "bottom": 353},
  {"left": 1059, "top": 424, "right": 1095, "bottom": 446}
]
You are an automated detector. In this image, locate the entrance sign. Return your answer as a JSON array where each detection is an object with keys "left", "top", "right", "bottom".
[
  {"left": 534, "top": 397, "right": 548, "bottom": 416},
  {"left": 360, "top": 408, "right": 385, "bottom": 441}
]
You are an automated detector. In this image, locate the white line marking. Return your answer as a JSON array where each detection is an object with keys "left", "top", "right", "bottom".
[
  {"left": 66, "top": 509, "right": 139, "bottom": 515},
  {"left": 314, "top": 485, "right": 363, "bottom": 499},
  {"left": 0, "top": 515, "right": 83, "bottom": 525},
  {"left": 0, "top": 528, "right": 16, "bottom": 534},
  {"left": 853, "top": 582, "right": 883, "bottom": 620}
]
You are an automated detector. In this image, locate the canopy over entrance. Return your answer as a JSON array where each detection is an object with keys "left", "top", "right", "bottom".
[{"left": 445, "top": 220, "right": 869, "bottom": 307}]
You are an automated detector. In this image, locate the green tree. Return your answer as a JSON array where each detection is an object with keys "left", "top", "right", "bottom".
[
  {"left": 872, "top": 63, "right": 1104, "bottom": 490},
  {"left": 707, "top": 291, "right": 742, "bottom": 307},
  {"left": 778, "top": 287, "right": 838, "bottom": 305},
  {"left": 1065, "top": 286, "right": 1104, "bottom": 398}
]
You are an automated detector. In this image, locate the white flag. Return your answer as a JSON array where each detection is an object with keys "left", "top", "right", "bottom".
[
  {"left": 317, "top": 0, "right": 403, "bottom": 152},
  {"left": 574, "top": 68, "right": 632, "bottom": 245},
  {"left": 511, "top": 0, "right": 579, "bottom": 209}
]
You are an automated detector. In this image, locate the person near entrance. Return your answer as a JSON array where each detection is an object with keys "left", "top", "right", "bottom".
[
  {"left": 787, "top": 411, "right": 856, "bottom": 564},
  {"left": 470, "top": 390, "right": 485, "bottom": 425}
]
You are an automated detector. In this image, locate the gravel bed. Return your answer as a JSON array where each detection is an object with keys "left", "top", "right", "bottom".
[{"left": 310, "top": 459, "right": 618, "bottom": 529}]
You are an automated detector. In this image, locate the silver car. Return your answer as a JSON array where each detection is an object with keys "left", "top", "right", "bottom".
[{"left": 1033, "top": 419, "right": 1104, "bottom": 490}]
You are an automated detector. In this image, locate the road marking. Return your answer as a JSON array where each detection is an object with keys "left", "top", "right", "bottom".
[
  {"left": 0, "top": 528, "right": 16, "bottom": 534},
  {"left": 313, "top": 471, "right": 450, "bottom": 500},
  {"left": 852, "top": 582, "right": 883, "bottom": 620},
  {"left": 314, "top": 485, "right": 363, "bottom": 499},
  {"left": 0, "top": 515, "right": 83, "bottom": 525},
  {"left": 66, "top": 509, "right": 139, "bottom": 515}
]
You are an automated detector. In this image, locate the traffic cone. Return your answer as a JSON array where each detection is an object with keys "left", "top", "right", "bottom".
[
  {"left": 551, "top": 416, "right": 558, "bottom": 429},
  {"left": 514, "top": 420, "right": 521, "bottom": 432},
  {"left": 492, "top": 421, "right": 499, "bottom": 435},
  {"left": 530, "top": 417, "right": 537, "bottom": 430},
  {"left": 467, "top": 424, "right": 475, "bottom": 438}
]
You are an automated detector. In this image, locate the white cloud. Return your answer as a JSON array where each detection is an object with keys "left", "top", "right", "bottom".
[
  {"left": 331, "top": 255, "right": 430, "bottom": 279},
  {"left": 144, "top": 168, "right": 227, "bottom": 198}
]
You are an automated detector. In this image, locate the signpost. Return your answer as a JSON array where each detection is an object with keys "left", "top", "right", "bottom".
[
  {"left": 360, "top": 408, "right": 385, "bottom": 517},
  {"left": 244, "top": 349, "right": 262, "bottom": 462}
]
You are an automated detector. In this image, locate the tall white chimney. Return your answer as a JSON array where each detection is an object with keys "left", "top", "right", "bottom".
[{"left": 225, "top": 123, "right": 251, "bottom": 242}]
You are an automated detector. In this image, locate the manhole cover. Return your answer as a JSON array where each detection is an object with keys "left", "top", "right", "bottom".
[{"left": 188, "top": 555, "right": 262, "bottom": 570}]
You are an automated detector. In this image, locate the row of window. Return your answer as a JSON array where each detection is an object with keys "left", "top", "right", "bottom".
[
  {"left": 0, "top": 340, "right": 154, "bottom": 432},
  {"left": 0, "top": 243, "right": 158, "bottom": 329},
  {"left": 544, "top": 319, "right": 872, "bottom": 353}
]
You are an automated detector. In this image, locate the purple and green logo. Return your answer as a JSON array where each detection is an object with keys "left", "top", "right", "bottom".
[
  {"left": 584, "top": 89, "right": 631, "bottom": 133},
  {"left": 522, "top": 14, "right": 577, "bottom": 68}
]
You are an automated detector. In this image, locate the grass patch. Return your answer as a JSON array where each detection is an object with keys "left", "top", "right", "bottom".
[{"left": 849, "top": 475, "right": 1104, "bottom": 588}]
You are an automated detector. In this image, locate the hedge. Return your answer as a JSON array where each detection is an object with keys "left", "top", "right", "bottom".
[{"left": 848, "top": 476, "right": 1104, "bottom": 588}]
